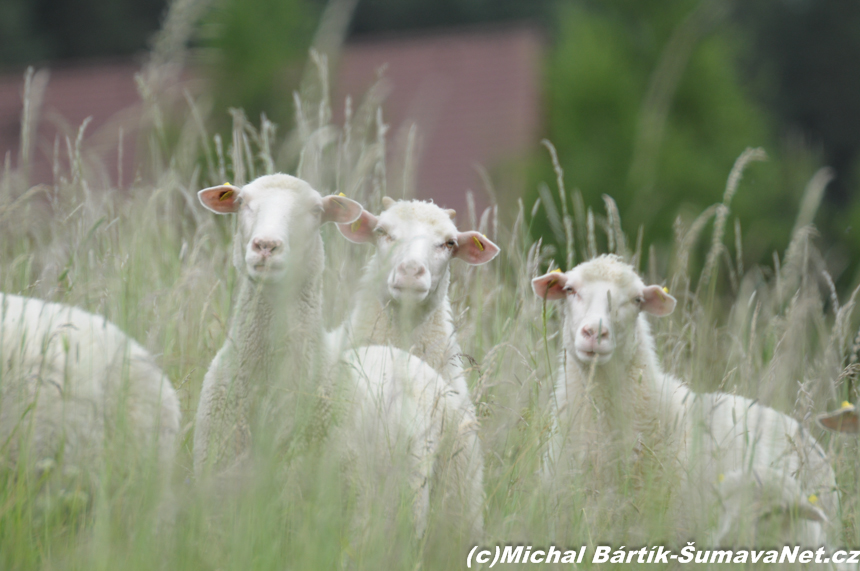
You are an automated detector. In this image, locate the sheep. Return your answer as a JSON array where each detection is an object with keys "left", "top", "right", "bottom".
[
  {"left": 192, "top": 176, "right": 466, "bottom": 538},
  {"left": 335, "top": 197, "right": 500, "bottom": 535},
  {"left": 0, "top": 292, "right": 180, "bottom": 511},
  {"left": 192, "top": 173, "right": 362, "bottom": 479},
  {"left": 532, "top": 254, "right": 840, "bottom": 548}
]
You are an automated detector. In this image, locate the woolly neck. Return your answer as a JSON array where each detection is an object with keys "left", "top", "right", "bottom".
[
  {"left": 350, "top": 264, "right": 461, "bottom": 380},
  {"left": 558, "top": 316, "right": 669, "bottom": 460},
  {"left": 226, "top": 242, "right": 327, "bottom": 386}
]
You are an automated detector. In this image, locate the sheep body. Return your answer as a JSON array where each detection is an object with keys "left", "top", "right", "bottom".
[
  {"left": 535, "top": 254, "right": 838, "bottom": 547},
  {"left": 336, "top": 345, "right": 450, "bottom": 537},
  {"left": 0, "top": 292, "right": 180, "bottom": 494},
  {"left": 192, "top": 174, "right": 362, "bottom": 478}
]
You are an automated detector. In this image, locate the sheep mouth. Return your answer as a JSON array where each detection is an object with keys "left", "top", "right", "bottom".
[
  {"left": 389, "top": 285, "right": 430, "bottom": 302},
  {"left": 248, "top": 261, "right": 287, "bottom": 280},
  {"left": 574, "top": 348, "right": 613, "bottom": 364}
]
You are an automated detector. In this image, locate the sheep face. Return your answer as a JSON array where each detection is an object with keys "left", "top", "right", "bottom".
[
  {"left": 198, "top": 174, "right": 361, "bottom": 282},
  {"left": 532, "top": 255, "right": 676, "bottom": 366},
  {"left": 336, "top": 198, "right": 499, "bottom": 304}
]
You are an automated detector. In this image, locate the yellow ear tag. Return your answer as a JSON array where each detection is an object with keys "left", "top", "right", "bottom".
[
  {"left": 338, "top": 192, "right": 346, "bottom": 197},
  {"left": 222, "top": 182, "right": 232, "bottom": 186},
  {"left": 662, "top": 286, "right": 669, "bottom": 294},
  {"left": 550, "top": 268, "right": 563, "bottom": 273},
  {"left": 808, "top": 494, "right": 818, "bottom": 505},
  {"left": 547, "top": 278, "right": 558, "bottom": 288},
  {"left": 472, "top": 235, "right": 484, "bottom": 251},
  {"left": 219, "top": 189, "right": 234, "bottom": 202},
  {"left": 842, "top": 401, "right": 853, "bottom": 409},
  {"left": 351, "top": 219, "right": 361, "bottom": 232}
]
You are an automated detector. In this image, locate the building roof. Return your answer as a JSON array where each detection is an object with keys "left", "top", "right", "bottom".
[
  {"left": 0, "top": 25, "right": 543, "bottom": 214},
  {"left": 0, "top": 60, "right": 144, "bottom": 188},
  {"left": 335, "top": 25, "right": 543, "bottom": 214}
]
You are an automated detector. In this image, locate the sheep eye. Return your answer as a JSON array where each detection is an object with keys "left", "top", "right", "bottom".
[
  {"left": 563, "top": 286, "right": 575, "bottom": 295},
  {"left": 445, "top": 239, "right": 457, "bottom": 250},
  {"left": 634, "top": 296, "right": 644, "bottom": 305}
]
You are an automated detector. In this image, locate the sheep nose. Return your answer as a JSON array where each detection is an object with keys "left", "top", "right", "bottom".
[
  {"left": 581, "top": 323, "right": 609, "bottom": 342},
  {"left": 252, "top": 238, "right": 282, "bottom": 257},
  {"left": 397, "top": 260, "right": 426, "bottom": 278}
]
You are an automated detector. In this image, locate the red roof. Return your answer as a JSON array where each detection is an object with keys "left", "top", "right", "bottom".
[
  {"left": 0, "top": 60, "right": 144, "bottom": 188},
  {"left": 335, "top": 25, "right": 543, "bottom": 214},
  {"left": 0, "top": 25, "right": 543, "bottom": 214}
]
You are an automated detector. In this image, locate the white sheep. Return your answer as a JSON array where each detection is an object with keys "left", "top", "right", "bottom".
[
  {"left": 192, "top": 173, "right": 362, "bottom": 479},
  {"left": 192, "top": 176, "right": 460, "bottom": 538},
  {"left": 533, "top": 254, "right": 839, "bottom": 547},
  {"left": 0, "top": 292, "right": 180, "bottom": 508},
  {"left": 336, "top": 197, "right": 500, "bottom": 535}
]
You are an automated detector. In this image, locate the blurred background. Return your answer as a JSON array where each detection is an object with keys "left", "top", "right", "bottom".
[{"left": 1, "top": 0, "right": 859, "bottom": 288}]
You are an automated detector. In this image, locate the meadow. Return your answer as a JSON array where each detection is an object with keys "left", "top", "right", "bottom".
[{"left": 1, "top": 45, "right": 860, "bottom": 570}]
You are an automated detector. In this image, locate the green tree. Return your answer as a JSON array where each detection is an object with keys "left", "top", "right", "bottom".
[
  {"left": 0, "top": 0, "right": 50, "bottom": 68},
  {"left": 529, "top": 0, "right": 818, "bottom": 276},
  {"left": 738, "top": 0, "right": 860, "bottom": 286},
  {"left": 198, "top": 0, "right": 321, "bottom": 129}
]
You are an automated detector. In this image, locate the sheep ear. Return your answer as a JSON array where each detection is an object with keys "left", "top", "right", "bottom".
[
  {"left": 445, "top": 209, "right": 456, "bottom": 220},
  {"left": 532, "top": 271, "right": 569, "bottom": 301},
  {"left": 382, "top": 196, "right": 396, "bottom": 210},
  {"left": 641, "top": 285, "right": 676, "bottom": 316},
  {"left": 793, "top": 501, "right": 828, "bottom": 524},
  {"left": 336, "top": 209, "right": 378, "bottom": 244},
  {"left": 454, "top": 231, "right": 500, "bottom": 265},
  {"left": 321, "top": 195, "right": 362, "bottom": 225},
  {"left": 198, "top": 184, "right": 241, "bottom": 214},
  {"left": 818, "top": 405, "right": 859, "bottom": 433}
]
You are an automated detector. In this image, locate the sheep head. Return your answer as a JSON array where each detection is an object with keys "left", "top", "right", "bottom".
[
  {"left": 532, "top": 254, "right": 676, "bottom": 366},
  {"left": 198, "top": 174, "right": 361, "bottom": 282},
  {"left": 336, "top": 199, "right": 499, "bottom": 304}
]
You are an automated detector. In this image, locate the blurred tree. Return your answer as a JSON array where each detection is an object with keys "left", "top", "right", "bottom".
[
  {"left": 0, "top": 0, "right": 51, "bottom": 67},
  {"left": 738, "top": 0, "right": 860, "bottom": 285},
  {"left": 34, "top": 0, "right": 167, "bottom": 61},
  {"left": 198, "top": 0, "right": 321, "bottom": 129},
  {"left": 0, "top": 0, "right": 167, "bottom": 69},
  {"left": 528, "top": 0, "right": 820, "bottom": 278},
  {"left": 739, "top": 0, "right": 860, "bottom": 205}
]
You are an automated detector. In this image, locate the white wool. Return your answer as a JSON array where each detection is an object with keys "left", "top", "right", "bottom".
[
  {"left": 0, "top": 293, "right": 180, "bottom": 499},
  {"left": 193, "top": 174, "right": 357, "bottom": 479},
  {"left": 335, "top": 345, "right": 451, "bottom": 537},
  {"left": 336, "top": 199, "right": 493, "bottom": 536},
  {"left": 192, "top": 177, "right": 469, "bottom": 537},
  {"left": 541, "top": 254, "right": 839, "bottom": 547}
]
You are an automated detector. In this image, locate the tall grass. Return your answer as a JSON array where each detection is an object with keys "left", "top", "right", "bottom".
[{"left": 2, "top": 40, "right": 860, "bottom": 571}]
